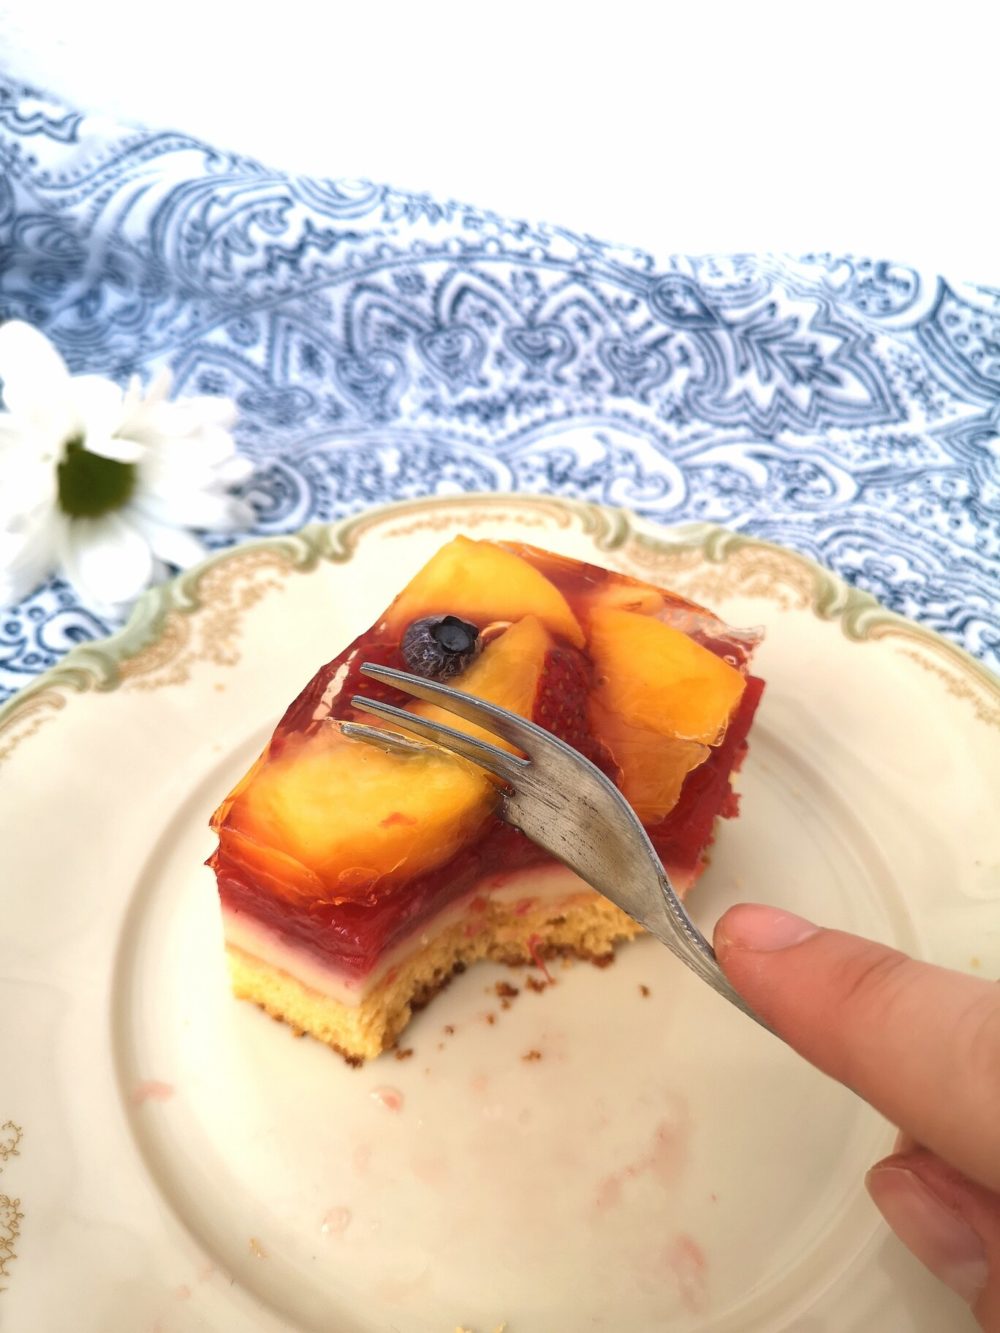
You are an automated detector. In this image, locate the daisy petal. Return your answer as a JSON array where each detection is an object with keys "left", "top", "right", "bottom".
[
  {"left": 0, "top": 320, "right": 71, "bottom": 414},
  {"left": 133, "top": 488, "right": 254, "bottom": 532},
  {"left": 212, "top": 453, "right": 255, "bottom": 485},
  {"left": 138, "top": 425, "right": 241, "bottom": 478},
  {"left": 57, "top": 512, "right": 154, "bottom": 608},
  {"left": 0, "top": 452, "right": 58, "bottom": 525},
  {"left": 84, "top": 432, "right": 146, "bottom": 464},
  {"left": 70, "top": 375, "right": 133, "bottom": 453},
  {"left": 128, "top": 510, "right": 207, "bottom": 569},
  {"left": 0, "top": 505, "right": 57, "bottom": 604}
]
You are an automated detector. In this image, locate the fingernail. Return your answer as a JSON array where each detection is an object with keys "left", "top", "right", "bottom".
[
  {"left": 717, "top": 904, "right": 821, "bottom": 952},
  {"left": 867, "top": 1166, "right": 988, "bottom": 1304}
]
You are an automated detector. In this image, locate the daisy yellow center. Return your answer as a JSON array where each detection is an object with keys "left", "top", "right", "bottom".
[{"left": 57, "top": 438, "right": 137, "bottom": 519}]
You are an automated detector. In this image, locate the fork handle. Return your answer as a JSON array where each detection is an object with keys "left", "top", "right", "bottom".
[{"left": 643, "top": 879, "right": 774, "bottom": 1032}]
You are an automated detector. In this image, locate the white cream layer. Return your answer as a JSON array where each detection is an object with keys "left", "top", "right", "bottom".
[{"left": 222, "top": 862, "right": 596, "bottom": 1007}]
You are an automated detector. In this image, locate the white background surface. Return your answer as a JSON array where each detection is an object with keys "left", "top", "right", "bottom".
[{"left": 0, "top": 3, "right": 996, "bottom": 279}]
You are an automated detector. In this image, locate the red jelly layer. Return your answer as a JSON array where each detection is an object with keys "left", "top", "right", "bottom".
[
  {"left": 647, "top": 674, "right": 764, "bottom": 882},
  {"left": 216, "top": 677, "right": 764, "bottom": 981}
]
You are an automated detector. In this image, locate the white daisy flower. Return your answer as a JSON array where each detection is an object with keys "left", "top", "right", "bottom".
[{"left": 0, "top": 320, "right": 254, "bottom": 610}]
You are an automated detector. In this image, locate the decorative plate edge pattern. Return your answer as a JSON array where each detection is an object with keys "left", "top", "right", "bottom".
[
  {"left": 0, "top": 1121, "right": 24, "bottom": 1295},
  {"left": 0, "top": 496, "right": 997, "bottom": 769}
]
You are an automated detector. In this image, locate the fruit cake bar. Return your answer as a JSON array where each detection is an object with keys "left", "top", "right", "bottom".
[{"left": 208, "top": 537, "right": 764, "bottom": 1062}]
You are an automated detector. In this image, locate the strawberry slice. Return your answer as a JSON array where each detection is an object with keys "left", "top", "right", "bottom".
[{"left": 532, "top": 643, "right": 617, "bottom": 778}]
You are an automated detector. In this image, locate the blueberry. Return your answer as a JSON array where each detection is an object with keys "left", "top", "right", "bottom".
[{"left": 401, "top": 615, "right": 481, "bottom": 679}]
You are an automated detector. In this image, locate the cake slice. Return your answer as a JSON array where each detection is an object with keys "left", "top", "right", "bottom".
[{"left": 208, "top": 538, "right": 764, "bottom": 1062}]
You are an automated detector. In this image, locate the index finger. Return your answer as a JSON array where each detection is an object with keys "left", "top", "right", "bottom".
[{"left": 714, "top": 904, "right": 1000, "bottom": 1193}]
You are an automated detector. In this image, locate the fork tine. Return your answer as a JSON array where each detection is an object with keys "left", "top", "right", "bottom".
[
  {"left": 359, "top": 662, "right": 549, "bottom": 755},
  {"left": 339, "top": 721, "right": 431, "bottom": 758},
  {"left": 350, "top": 694, "right": 527, "bottom": 783}
]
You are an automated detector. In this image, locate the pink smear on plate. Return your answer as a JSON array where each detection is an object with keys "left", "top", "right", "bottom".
[
  {"left": 131, "top": 1080, "right": 174, "bottom": 1106},
  {"left": 595, "top": 1174, "right": 622, "bottom": 1210},
  {"left": 321, "top": 1207, "right": 352, "bottom": 1236},
  {"left": 594, "top": 1099, "right": 690, "bottom": 1211},
  {"left": 353, "top": 1143, "right": 372, "bottom": 1174},
  {"left": 646, "top": 1116, "right": 686, "bottom": 1187},
  {"left": 667, "top": 1233, "right": 708, "bottom": 1314},
  {"left": 410, "top": 1152, "right": 449, "bottom": 1186},
  {"left": 370, "top": 1086, "right": 404, "bottom": 1112}
]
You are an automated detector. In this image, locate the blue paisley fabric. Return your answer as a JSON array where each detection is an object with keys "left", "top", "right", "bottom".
[{"left": 1, "top": 75, "right": 997, "bottom": 703}]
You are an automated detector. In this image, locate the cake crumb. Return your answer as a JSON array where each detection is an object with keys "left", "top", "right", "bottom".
[
  {"left": 525, "top": 975, "right": 548, "bottom": 994},
  {"left": 495, "top": 981, "right": 519, "bottom": 999},
  {"left": 484, "top": 1012, "right": 497, "bottom": 1026},
  {"left": 248, "top": 1237, "right": 267, "bottom": 1259},
  {"left": 639, "top": 984, "right": 651, "bottom": 997},
  {"left": 394, "top": 1047, "right": 414, "bottom": 1061},
  {"left": 522, "top": 1049, "right": 543, "bottom": 1062},
  {"left": 444, "top": 1024, "right": 456, "bottom": 1035}
]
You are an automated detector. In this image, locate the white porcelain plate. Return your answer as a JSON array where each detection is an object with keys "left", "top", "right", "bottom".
[{"left": 2, "top": 495, "right": 998, "bottom": 1333}]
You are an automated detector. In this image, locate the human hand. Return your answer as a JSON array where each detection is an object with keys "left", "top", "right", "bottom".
[{"left": 715, "top": 903, "right": 1000, "bottom": 1331}]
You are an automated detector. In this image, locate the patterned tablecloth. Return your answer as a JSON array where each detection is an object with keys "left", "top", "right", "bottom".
[{"left": 1, "top": 74, "right": 997, "bottom": 706}]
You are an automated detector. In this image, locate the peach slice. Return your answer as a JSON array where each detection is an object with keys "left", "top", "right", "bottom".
[
  {"left": 384, "top": 536, "right": 584, "bottom": 646},
  {"left": 225, "top": 726, "right": 496, "bottom": 901},
  {"left": 588, "top": 606, "right": 745, "bottom": 744},
  {"left": 578, "top": 579, "right": 665, "bottom": 617},
  {"left": 501, "top": 540, "right": 667, "bottom": 616},
  {"left": 590, "top": 701, "right": 709, "bottom": 824}
]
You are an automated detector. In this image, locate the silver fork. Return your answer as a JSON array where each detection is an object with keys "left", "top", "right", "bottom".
[{"left": 342, "top": 662, "right": 767, "bottom": 1029}]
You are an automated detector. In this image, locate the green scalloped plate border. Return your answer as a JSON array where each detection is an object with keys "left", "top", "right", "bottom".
[{"left": 1, "top": 493, "right": 997, "bottom": 745}]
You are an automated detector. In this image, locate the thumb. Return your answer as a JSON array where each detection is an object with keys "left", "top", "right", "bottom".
[
  {"left": 713, "top": 904, "right": 1000, "bottom": 1193},
  {"left": 867, "top": 1148, "right": 1000, "bottom": 1328}
]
